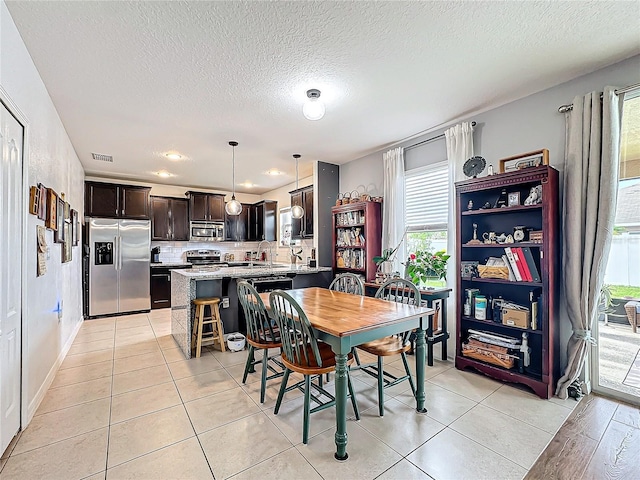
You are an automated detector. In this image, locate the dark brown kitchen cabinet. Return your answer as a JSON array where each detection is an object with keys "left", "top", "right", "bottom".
[
  {"left": 290, "top": 186, "right": 313, "bottom": 239},
  {"left": 150, "top": 265, "right": 192, "bottom": 309},
  {"left": 151, "top": 196, "right": 189, "bottom": 241},
  {"left": 85, "top": 181, "right": 150, "bottom": 219},
  {"left": 225, "top": 204, "right": 250, "bottom": 242},
  {"left": 187, "top": 192, "right": 225, "bottom": 222},
  {"left": 248, "top": 200, "right": 277, "bottom": 241}
]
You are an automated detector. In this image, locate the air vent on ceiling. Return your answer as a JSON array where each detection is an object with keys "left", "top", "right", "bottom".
[{"left": 91, "top": 153, "right": 113, "bottom": 162}]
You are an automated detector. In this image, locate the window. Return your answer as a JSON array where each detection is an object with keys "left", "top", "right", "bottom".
[{"left": 405, "top": 160, "right": 449, "bottom": 255}]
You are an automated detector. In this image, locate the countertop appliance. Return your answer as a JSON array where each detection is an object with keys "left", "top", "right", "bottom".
[
  {"left": 185, "top": 249, "right": 222, "bottom": 265},
  {"left": 88, "top": 217, "right": 151, "bottom": 317},
  {"left": 151, "top": 246, "right": 160, "bottom": 263},
  {"left": 189, "top": 221, "right": 224, "bottom": 242}
]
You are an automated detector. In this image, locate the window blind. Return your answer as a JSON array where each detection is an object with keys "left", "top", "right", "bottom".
[{"left": 405, "top": 160, "right": 449, "bottom": 231}]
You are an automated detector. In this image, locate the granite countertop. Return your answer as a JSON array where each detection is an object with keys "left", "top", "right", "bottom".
[
  {"left": 171, "top": 263, "right": 332, "bottom": 279},
  {"left": 151, "top": 262, "right": 192, "bottom": 267}
]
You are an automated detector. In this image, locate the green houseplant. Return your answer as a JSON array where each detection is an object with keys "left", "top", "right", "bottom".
[{"left": 404, "top": 249, "right": 450, "bottom": 287}]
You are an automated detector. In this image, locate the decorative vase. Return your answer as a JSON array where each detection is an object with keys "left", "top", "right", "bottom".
[{"left": 291, "top": 255, "right": 298, "bottom": 265}]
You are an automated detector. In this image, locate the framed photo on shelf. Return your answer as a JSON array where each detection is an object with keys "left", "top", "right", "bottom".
[
  {"left": 499, "top": 149, "right": 549, "bottom": 173},
  {"left": 460, "top": 261, "right": 479, "bottom": 278},
  {"left": 54, "top": 197, "right": 66, "bottom": 243},
  {"left": 507, "top": 192, "right": 520, "bottom": 207}
]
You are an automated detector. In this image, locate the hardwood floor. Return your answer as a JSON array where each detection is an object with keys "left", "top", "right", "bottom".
[{"left": 526, "top": 394, "right": 640, "bottom": 480}]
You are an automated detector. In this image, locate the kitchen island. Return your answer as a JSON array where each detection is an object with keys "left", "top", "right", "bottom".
[{"left": 170, "top": 264, "right": 333, "bottom": 358}]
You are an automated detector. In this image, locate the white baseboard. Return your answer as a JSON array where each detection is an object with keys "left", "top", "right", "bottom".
[{"left": 25, "top": 317, "right": 84, "bottom": 425}]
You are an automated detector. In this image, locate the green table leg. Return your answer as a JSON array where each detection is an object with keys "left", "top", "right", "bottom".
[
  {"left": 414, "top": 327, "right": 428, "bottom": 413},
  {"left": 334, "top": 352, "right": 349, "bottom": 461}
]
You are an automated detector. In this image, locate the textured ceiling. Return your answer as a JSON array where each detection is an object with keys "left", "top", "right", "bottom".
[{"left": 6, "top": 0, "right": 640, "bottom": 194}]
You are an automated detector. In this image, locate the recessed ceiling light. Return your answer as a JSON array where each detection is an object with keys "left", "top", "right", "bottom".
[
  {"left": 156, "top": 171, "right": 173, "bottom": 178},
  {"left": 239, "top": 182, "right": 256, "bottom": 188},
  {"left": 165, "top": 153, "right": 182, "bottom": 160},
  {"left": 265, "top": 169, "right": 282, "bottom": 176}
]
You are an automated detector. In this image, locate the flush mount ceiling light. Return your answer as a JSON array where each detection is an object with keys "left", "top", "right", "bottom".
[
  {"left": 156, "top": 170, "right": 173, "bottom": 178},
  {"left": 265, "top": 169, "right": 283, "bottom": 176},
  {"left": 239, "top": 182, "right": 256, "bottom": 188},
  {"left": 291, "top": 154, "right": 305, "bottom": 219},
  {"left": 165, "top": 152, "right": 182, "bottom": 160},
  {"left": 225, "top": 141, "right": 242, "bottom": 216},
  {"left": 302, "top": 89, "right": 325, "bottom": 121}
]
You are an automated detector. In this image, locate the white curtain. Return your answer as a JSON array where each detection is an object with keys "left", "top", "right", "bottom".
[
  {"left": 556, "top": 87, "right": 623, "bottom": 399},
  {"left": 445, "top": 122, "right": 475, "bottom": 284},
  {"left": 382, "top": 147, "right": 406, "bottom": 273}
]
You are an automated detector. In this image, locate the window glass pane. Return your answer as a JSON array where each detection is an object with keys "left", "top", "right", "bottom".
[
  {"left": 620, "top": 94, "right": 640, "bottom": 181},
  {"left": 406, "top": 231, "right": 448, "bottom": 254}
]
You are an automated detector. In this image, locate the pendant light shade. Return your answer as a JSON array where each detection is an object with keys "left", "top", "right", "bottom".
[
  {"left": 291, "top": 154, "right": 304, "bottom": 219},
  {"left": 303, "top": 89, "right": 325, "bottom": 121},
  {"left": 225, "top": 141, "right": 242, "bottom": 216}
]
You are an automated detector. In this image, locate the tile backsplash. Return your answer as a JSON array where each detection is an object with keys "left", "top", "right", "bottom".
[{"left": 152, "top": 239, "right": 315, "bottom": 264}]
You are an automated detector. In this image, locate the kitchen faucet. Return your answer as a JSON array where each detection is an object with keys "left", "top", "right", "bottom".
[{"left": 257, "top": 240, "right": 274, "bottom": 268}]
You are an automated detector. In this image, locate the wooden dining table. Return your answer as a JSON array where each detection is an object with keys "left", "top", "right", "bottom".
[{"left": 258, "top": 287, "right": 435, "bottom": 461}]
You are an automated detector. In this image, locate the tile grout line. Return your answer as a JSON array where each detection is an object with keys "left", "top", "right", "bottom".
[{"left": 102, "top": 316, "right": 118, "bottom": 478}]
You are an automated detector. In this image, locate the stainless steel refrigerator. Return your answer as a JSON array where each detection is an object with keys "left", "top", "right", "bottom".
[{"left": 88, "top": 217, "right": 151, "bottom": 316}]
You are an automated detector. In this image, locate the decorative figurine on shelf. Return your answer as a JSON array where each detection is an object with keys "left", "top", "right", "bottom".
[
  {"left": 505, "top": 234, "right": 515, "bottom": 244},
  {"left": 494, "top": 189, "right": 508, "bottom": 208},
  {"left": 488, "top": 164, "right": 494, "bottom": 176},
  {"left": 524, "top": 184, "right": 543, "bottom": 205},
  {"left": 467, "top": 200, "right": 474, "bottom": 210},
  {"left": 354, "top": 227, "right": 361, "bottom": 246},
  {"left": 481, "top": 201, "right": 492, "bottom": 209},
  {"left": 466, "top": 223, "right": 483, "bottom": 245}
]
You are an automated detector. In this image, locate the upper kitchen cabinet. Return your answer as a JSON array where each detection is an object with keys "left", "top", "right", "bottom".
[
  {"left": 85, "top": 181, "right": 150, "bottom": 219},
  {"left": 225, "top": 203, "right": 250, "bottom": 242},
  {"left": 290, "top": 185, "right": 314, "bottom": 239},
  {"left": 249, "top": 200, "right": 277, "bottom": 241},
  {"left": 151, "top": 196, "right": 189, "bottom": 241},
  {"left": 187, "top": 192, "right": 225, "bottom": 222}
]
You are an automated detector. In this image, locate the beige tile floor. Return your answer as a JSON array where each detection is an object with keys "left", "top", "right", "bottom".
[{"left": 0, "top": 309, "right": 579, "bottom": 480}]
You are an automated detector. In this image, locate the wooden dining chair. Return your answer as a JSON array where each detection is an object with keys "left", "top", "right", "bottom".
[
  {"left": 355, "top": 278, "right": 420, "bottom": 416},
  {"left": 237, "top": 280, "right": 284, "bottom": 404},
  {"left": 328, "top": 272, "right": 365, "bottom": 295},
  {"left": 269, "top": 290, "right": 360, "bottom": 444}
]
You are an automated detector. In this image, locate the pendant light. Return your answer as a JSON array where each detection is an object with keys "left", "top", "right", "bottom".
[
  {"left": 291, "top": 154, "right": 304, "bottom": 219},
  {"left": 225, "top": 141, "right": 242, "bottom": 216},
  {"left": 302, "top": 89, "right": 325, "bottom": 121}
]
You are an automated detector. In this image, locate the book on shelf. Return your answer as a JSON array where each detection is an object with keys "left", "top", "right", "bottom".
[
  {"left": 520, "top": 247, "right": 541, "bottom": 282},
  {"left": 503, "top": 247, "right": 523, "bottom": 281},
  {"left": 512, "top": 248, "right": 532, "bottom": 282},
  {"left": 501, "top": 254, "right": 517, "bottom": 281}
]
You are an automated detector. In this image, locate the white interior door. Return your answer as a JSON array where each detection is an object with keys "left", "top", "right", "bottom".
[{"left": 0, "top": 101, "right": 23, "bottom": 454}]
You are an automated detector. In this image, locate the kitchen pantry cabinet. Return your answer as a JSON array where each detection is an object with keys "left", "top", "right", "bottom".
[
  {"left": 85, "top": 181, "right": 151, "bottom": 219},
  {"left": 187, "top": 192, "right": 225, "bottom": 222},
  {"left": 290, "top": 186, "right": 314, "bottom": 239},
  {"left": 249, "top": 200, "right": 277, "bottom": 241},
  {"left": 151, "top": 196, "right": 189, "bottom": 241},
  {"left": 225, "top": 203, "right": 250, "bottom": 242}
]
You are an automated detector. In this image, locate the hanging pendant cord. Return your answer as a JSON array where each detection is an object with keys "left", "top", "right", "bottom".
[
  {"left": 232, "top": 145, "right": 236, "bottom": 197},
  {"left": 296, "top": 156, "right": 299, "bottom": 189}
]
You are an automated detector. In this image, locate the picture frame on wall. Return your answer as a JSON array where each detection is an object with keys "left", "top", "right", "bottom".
[
  {"left": 38, "top": 183, "right": 48, "bottom": 220},
  {"left": 71, "top": 209, "right": 79, "bottom": 246},
  {"left": 45, "top": 188, "right": 58, "bottom": 230},
  {"left": 54, "top": 197, "right": 66, "bottom": 243},
  {"left": 64, "top": 201, "right": 71, "bottom": 224},
  {"left": 62, "top": 223, "right": 72, "bottom": 263},
  {"left": 499, "top": 149, "right": 549, "bottom": 173}
]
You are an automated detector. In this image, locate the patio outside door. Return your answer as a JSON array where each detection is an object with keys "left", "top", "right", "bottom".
[
  {"left": 591, "top": 90, "right": 640, "bottom": 405},
  {"left": 0, "top": 100, "right": 23, "bottom": 453}
]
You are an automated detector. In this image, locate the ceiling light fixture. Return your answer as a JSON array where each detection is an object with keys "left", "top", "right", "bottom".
[
  {"left": 265, "top": 169, "right": 282, "bottom": 176},
  {"left": 291, "top": 154, "right": 304, "bottom": 219},
  {"left": 156, "top": 170, "right": 173, "bottom": 178},
  {"left": 225, "top": 141, "right": 242, "bottom": 216},
  {"left": 303, "top": 89, "right": 325, "bottom": 121},
  {"left": 165, "top": 153, "right": 182, "bottom": 160}
]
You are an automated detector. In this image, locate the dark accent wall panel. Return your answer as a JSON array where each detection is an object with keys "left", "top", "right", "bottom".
[{"left": 316, "top": 161, "right": 340, "bottom": 267}]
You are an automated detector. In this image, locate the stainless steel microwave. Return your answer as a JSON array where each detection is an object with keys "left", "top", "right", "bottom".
[{"left": 189, "top": 222, "right": 225, "bottom": 242}]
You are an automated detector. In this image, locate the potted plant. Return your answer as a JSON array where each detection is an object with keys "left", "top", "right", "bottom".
[{"left": 404, "top": 249, "right": 450, "bottom": 288}]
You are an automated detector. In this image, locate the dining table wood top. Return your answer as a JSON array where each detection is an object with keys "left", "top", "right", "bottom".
[{"left": 259, "top": 287, "right": 434, "bottom": 338}]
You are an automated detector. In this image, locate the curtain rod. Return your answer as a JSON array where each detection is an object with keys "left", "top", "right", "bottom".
[
  {"left": 405, "top": 121, "right": 476, "bottom": 151},
  {"left": 557, "top": 83, "right": 640, "bottom": 113}
]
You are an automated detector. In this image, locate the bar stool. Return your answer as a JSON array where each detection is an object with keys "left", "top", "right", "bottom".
[{"left": 192, "top": 297, "right": 226, "bottom": 357}]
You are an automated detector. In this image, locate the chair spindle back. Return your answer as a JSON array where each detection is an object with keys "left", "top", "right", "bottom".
[
  {"left": 237, "top": 280, "right": 278, "bottom": 344},
  {"left": 329, "top": 273, "right": 365, "bottom": 295}
]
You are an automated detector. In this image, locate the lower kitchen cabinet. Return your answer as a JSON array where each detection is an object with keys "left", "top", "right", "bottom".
[{"left": 150, "top": 265, "right": 191, "bottom": 309}]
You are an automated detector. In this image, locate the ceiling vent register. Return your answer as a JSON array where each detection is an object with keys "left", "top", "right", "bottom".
[{"left": 91, "top": 153, "right": 113, "bottom": 162}]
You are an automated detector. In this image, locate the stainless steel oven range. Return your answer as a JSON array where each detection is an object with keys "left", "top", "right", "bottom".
[{"left": 185, "top": 249, "right": 222, "bottom": 265}]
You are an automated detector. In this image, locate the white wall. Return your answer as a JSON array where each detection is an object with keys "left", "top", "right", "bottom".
[
  {"left": 1, "top": 1, "right": 86, "bottom": 423},
  {"left": 340, "top": 54, "right": 640, "bottom": 368}
]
